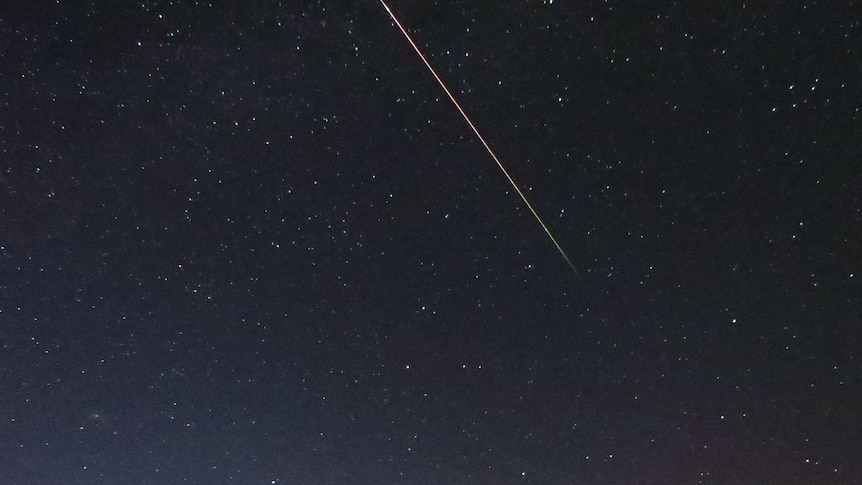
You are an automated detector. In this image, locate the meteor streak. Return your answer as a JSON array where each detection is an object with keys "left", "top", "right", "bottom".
[{"left": 379, "top": 0, "right": 579, "bottom": 276}]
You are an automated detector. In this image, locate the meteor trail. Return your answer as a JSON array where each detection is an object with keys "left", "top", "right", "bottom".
[{"left": 379, "top": 0, "right": 579, "bottom": 276}]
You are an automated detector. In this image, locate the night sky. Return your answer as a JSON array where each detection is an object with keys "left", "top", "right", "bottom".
[{"left": 2, "top": 1, "right": 860, "bottom": 484}]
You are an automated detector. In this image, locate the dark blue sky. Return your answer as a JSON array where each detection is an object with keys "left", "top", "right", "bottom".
[{"left": 1, "top": 1, "right": 859, "bottom": 483}]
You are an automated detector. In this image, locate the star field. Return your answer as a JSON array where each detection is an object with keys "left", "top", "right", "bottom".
[{"left": 1, "top": 1, "right": 860, "bottom": 484}]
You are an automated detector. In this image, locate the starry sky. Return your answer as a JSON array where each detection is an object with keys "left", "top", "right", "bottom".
[{"left": 1, "top": 1, "right": 860, "bottom": 484}]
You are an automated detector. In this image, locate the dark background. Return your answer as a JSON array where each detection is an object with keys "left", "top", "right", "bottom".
[{"left": 1, "top": 1, "right": 860, "bottom": 483}]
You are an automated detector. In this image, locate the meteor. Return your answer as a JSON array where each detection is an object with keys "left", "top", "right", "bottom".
[{"left": 378, "top": 0, "right": 579, "bottom": 276}]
